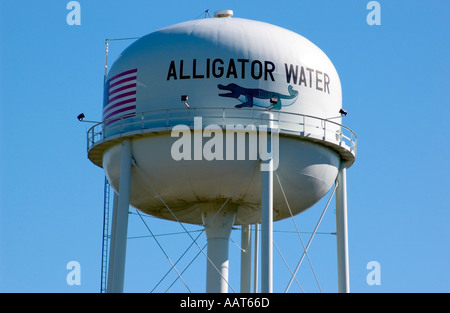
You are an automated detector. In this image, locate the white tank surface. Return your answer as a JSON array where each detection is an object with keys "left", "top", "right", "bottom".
[
  {"left": 88, "top": 12, "right": 357, "bottom": 225},
  {"left": 101, "top": 16, "right": 340, "bottom": 125}
]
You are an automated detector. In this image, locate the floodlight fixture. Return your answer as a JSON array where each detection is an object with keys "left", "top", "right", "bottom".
[
  {"left": 266, "top": 97, "right": 278, "bottom": 111},
  {"left": 181, "top": 95, "right": 190, "bottom": 109},
  {"left": 339, "top": 108, "right": 347, "bottom": 116}
]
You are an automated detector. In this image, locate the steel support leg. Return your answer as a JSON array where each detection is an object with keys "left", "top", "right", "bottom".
[
  {"left": 240, "top": 224, "right": 252, "bottom": 293},
  {"left": 336, "top": 164, "right": 350, "bottom": 293},
  {"left": 202, "top": 203, "right": 237, "bottom": 293},
  {"left": 261, "top": 157, "right": 273, "bottom": 293},
  {"left": 107, "top": 139, "right": 132, "bottom": 293}
]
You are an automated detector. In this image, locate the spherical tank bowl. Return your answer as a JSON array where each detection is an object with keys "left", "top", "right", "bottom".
[{"left": 88, "top": 14, "right": 356, "bottom": 225}]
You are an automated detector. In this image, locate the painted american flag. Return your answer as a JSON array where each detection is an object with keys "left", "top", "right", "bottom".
[{"left": 103, "top": 68, "right": 138, "bottom": 125}]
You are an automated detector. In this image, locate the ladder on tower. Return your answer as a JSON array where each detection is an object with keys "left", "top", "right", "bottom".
[{"left": 100, "top": 176, "right": 111, "bottom": 293}]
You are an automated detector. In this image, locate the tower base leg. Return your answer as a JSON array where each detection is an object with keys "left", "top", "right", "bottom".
[
  {"left": 336, "top": 164, "right": 350, "bottom": 293},
  {"left": 107, "top": 139, "right": 132, "bottom": 293},
  {"left": 201, "top": 203, "right": 238, "bottom": 293},
  {"left": 240, "top": 224, "right": 252, "bottom": 293}
]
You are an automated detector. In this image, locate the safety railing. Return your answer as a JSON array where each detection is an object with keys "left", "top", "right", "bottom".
[{"left": 87, "top": 107, "right": 357, "bottom": 157}]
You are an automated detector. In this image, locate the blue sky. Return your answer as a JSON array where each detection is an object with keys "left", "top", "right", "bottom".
[{"left": 1, "top": 0, "right": 449, "bottom": 293}]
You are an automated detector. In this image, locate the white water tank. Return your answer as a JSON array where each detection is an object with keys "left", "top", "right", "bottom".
[{"left": 88, "top": 12, "right": 356, "bottom": 225}]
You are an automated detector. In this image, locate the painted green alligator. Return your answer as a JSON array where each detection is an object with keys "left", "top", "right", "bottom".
[{"left": 218, "top": 83, "right": 298, "bottom": 110}]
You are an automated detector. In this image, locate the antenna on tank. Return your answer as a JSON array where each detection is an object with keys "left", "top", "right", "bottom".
[{"left": 196, "top": 9, "right": 211, "bottom": 19}]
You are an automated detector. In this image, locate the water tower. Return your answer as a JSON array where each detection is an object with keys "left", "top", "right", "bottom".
[{"left": 86, "top": 10, "right": 356, "bottom": 293}]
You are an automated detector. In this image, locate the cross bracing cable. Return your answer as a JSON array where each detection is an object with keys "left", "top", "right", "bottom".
[
  {"left": 284, "top": 182, "right": 338, "bottom": 293},
  {"left": 164, "top": 243, "right": 207, "bottom": 293},
  {"left": 150, "top": 229, "right": 205, "bottom": 293},
  {"left": 133, "top": 160, "right": 258, "bottom": 293},
  {"left": 273, "top": 240, "right": 305, "bottom": 292},
  {"left": 275, "top": 172, "right": 322, "bottom": 292},
  {"left": 135, "top": 209, "right": 191, "bottom": 292}
]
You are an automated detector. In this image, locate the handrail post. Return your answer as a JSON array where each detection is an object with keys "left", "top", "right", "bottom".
[
  {"left": 303, "top": 115, "right": 306, "bottom": 136},
  {"left": 166, "top": 109, "right": 169, "bottom": 127},
  {"left": 87, "top": 128, "right": 91, "bottom": 152}
]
